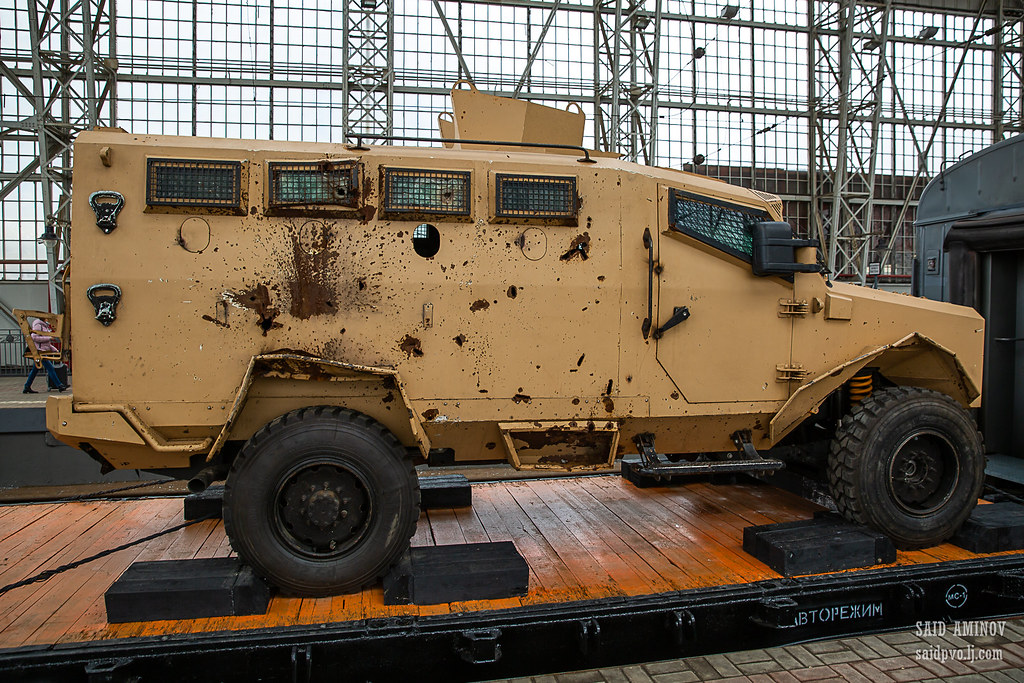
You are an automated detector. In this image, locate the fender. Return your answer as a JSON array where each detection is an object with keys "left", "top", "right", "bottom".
[
  {"left": 770, "top": 333, "right": 980, "bottom": 443},
  {"left": 206, "top": 353, "right": 431, "bottom": 462}
]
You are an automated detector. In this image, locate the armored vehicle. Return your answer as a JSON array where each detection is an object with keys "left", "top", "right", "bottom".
[{"left": 37, "top": 84, "right": 985, "bottom": 596}]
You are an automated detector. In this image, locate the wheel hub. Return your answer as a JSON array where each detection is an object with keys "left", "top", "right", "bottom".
[
  {"left": 888, "top": 431, "right": 960, "bottom": 516},
  {"left": 276, "top": 463, "right": 370, "bottom": 556}
]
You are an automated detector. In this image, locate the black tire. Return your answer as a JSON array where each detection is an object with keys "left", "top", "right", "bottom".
[
  {"left": 223, "top": 406, "right": 419, "bottom": 596},
  {"left": 827, "top": 386, "right": 984, "bottom": 549}
]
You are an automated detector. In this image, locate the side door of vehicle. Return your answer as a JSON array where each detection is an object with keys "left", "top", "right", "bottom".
[{"left": 654, "top": 186, "right": 795, "bottom": 404}]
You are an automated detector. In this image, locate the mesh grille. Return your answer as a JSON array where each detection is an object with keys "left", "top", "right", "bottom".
[
  {"left": 146, "top": 159, "right": 242, "bottom": 208},
  {"left": 669, "top": 190, "right": 767, "bottom": 260},
  {"left": 751, "top": 189, "right": 784, "bottom": 217},
  {"left": 495, "top": 174, "right": 577, "bottom": 218},
  {"left": 383, "top": 169, "right": 471, "bottom": 215},
  {"left": 268, "top": 161, "right": 358, "bottom": 206}
]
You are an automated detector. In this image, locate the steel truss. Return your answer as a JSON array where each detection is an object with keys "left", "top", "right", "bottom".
[
  {"left": 344, "top": 0, "right": 394, "bottom": 138},
  {"left": 1, "top": 0, "right": 116, "bottom": 307},
  {"left": 2, "top": 1, "right": 1023, "bottom": 287},
  {"left": 593, "top": 0, "right": 662, "bottom": 164}
]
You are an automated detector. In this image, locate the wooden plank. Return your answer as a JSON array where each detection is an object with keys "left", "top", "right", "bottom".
[
  {"left": 504, "top": 481, "right": 621, "bottom": 599},
  {"left": 452, "top": 503, "right": 490, "bottom": 545},
  {"left": 472, "top": 483, "right": 582, "bottom": 602},
  {"left": 0, "top": 501, "right": 144, "bottom": 627},
  {"left": 544, "top": 479, "right": 679, "bottom": 593},
  {"left": 0, "top": 503, "right": 114, "bottom": 584},
  {"left": 587, "top": 477, "right": 770, "bottom": 587},
  {"left": 409, "top": 511, "right": 434, "bottom": 547},
  {"left": 424, "top": 508, "right": 467, "bottom": 546},
  {"left": 0, "top": 504, "right": 63, "bottom": 547},
  {"left": 4, "top": 479, "right": 1019, "bottom": 651},
  {"left": 0, "top": 504, "right": 83, "bottom": 564},
  {"left": 690, "top": 482, "right": 787, "bottom": 528},
  {"left": 525, "top": 480, "right": 662, "bottom": 596},
  {"left": 3, "top": 499, "right": 184, "bottom": 647}
]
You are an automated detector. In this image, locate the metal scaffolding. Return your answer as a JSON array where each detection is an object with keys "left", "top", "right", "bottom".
[
  {"left": 2, "top": 0, "right": 116, "bottom": 307},
  {"left": 1, "top": 0, "right": 1022, "bottom": 292}
]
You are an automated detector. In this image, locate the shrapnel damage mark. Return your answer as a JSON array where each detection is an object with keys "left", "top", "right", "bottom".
[
  {"left": 470, "top": 299, "right": 490, "bottom": 312},
  {"left": 512, "top": 393, "right": 532, "bottom": 404},
  {"left": 454, "top": 334, "right": 467, "bottom": 347},
  {"left": 288, "top": 222, "right": 339, "bottom": 320},
  {"left": 422, "top": 408, "right": 439, "bottom": 421},
  {"left": 399, "top": 335, "right": 424, "bottom": 358},
  {"left": 201, "top": 314, "right": 229, "bottom": 328},
  {"left": 507, "top": 286, "right": 518, "bottom": 299},
  {"left": 228, "top": 284, "right": 282, "bottom": 336},
  {"left": 560, "top": 232, "right": 591, "bottom": 261}
]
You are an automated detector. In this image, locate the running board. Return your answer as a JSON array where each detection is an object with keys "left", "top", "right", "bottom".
[
  {"left": 633, "top": 459, "right": 786, "bottom": 477},
  {"left": 625, "top": 431, "right": 785, "bottom": 484}
]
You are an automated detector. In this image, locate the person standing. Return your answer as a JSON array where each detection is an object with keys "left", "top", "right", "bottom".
[{"left": 23, "top": 318, "right": 67, "bottom": 394}]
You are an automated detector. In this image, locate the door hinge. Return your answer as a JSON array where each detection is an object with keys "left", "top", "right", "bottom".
[
  {"left": 776, "top": 363, "right": 808, "bottom": 382},
  {"left": 778, "top": 299, "right": 809, "bottom": 317}
]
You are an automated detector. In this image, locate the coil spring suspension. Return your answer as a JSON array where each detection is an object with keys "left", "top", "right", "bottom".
[{"left": 848, "top": 370, "right": 873, "bottom": 405}]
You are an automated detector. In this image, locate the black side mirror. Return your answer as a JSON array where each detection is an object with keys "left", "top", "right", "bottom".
[{"left": 751, "top": 221, "right": 822, "bottom": 277}]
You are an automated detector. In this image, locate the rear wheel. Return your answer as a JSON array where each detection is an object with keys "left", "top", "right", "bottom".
[
  {"left": 223, "top": 406, "right": 419, "bottom": 596},
  {"left": 827, "top": 386, "right": 984, "bottom": 549}
]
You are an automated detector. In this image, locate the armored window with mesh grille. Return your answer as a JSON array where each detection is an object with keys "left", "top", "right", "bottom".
[
  {"left": 146, "top": 159, "right": 242, "bottom": 209},
  {"left": 495, "top": 174, "right": 577, "bottom": 219},
  {"left": 268, "top": 161, "right": 359, "bottom": 207},
  {"left": 383, "top": 168, "right": 471, "bottom": 215},
  {"left": 668, "top": 189, "right": 767, "bottom": 261}
]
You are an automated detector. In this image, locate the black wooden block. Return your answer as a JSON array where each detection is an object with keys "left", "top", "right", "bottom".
[
  {"left": 105, "top": 558, "right": 271, "bottom": 623},
  {"left": 383, "top": 541, "right": 528, "bottom": 605},
  {"left": 184, "top": 484, "right": 224, "bottom": 520},
  {"left": 952, "top": 502, "right": 1024, "bottom": 553},
  {"left": 743, "top": 517, "right": 896, "bottom": 577},
  {"left": 419, "top": 474, "right": 472, "bottom": 508},
  {"left": 620, "top": 460, "right": 661, "bottom": 488}
]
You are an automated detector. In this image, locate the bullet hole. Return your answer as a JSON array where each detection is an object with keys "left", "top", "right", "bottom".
[
  {"left": 604, "top": 379, "right": 614, "bottom": 395},
  {"left": 485, "top": 442, "right": 497, "bottom": 450},
  {"left": 670, "top": 391, "right": 680, "bottom": 400},
  {"left": 626, "top": 375, "right": 632, "bottom": 383},
  {"left": 572, "top": 398, "right": 581, "bottom": 405},
  {"left": 413, "top": 223, "right": 440, "bottom": 258},
  {"left": 422, "top": 409, "right": 439, "bottom": 420},
  {"left": 512, "top": 393, "right": 532, "bottom": 404},
  {"left": 454, "top": 334, "right": 466, "bottom": 347},
  {"left": 560, "top": 232, "right": 591, "bottom": 261},
  {"left": 470, "top": 299, "right": 490, "bottom": 312},
  {"left": 598, "top": 275, "right": 605, "bottom": 281},
  {"left": 399, "top": 334, "right": 424, "bottom": 358},
  {"left": 357, "top": 277, "right": 367, "bottom": 291},
  {"left": 577, "top": 354, "right": 585, "bottom": 367},
  {"left": 507, "top": 285, "right": 518, "bottom": 299}
]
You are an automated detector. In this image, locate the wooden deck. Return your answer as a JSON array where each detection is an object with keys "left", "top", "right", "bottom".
[{"left": 0, "top": 475, "right": 1014, "bottom": 651}]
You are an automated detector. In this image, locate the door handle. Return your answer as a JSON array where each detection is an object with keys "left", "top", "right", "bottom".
[
  {"left": 654, "top": 306, "right": 690, "bottom": 339},
  {"left": 642, "top": 228, "right": 653, "bottom": 339}
]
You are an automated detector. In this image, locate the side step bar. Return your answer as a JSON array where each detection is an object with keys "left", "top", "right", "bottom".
[{"left": 629, "top": 431, "right": 785, "bottom": 478}]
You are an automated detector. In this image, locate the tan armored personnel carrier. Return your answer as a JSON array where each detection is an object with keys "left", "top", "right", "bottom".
[{"left": 34, "top": 84, "right": 985, "bottom": 596}]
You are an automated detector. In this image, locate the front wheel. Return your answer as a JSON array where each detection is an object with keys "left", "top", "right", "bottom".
[
  {"left": 827, "top": 386, "right": 984, "bottom": 549},
  {"left": 223, "top": 406, "right": 419, "bottom": 596}
]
